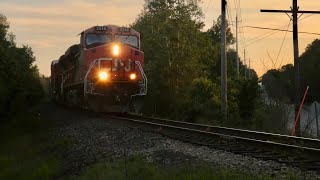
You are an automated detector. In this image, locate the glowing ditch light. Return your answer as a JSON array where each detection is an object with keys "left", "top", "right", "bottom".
[
  {"left": 129, "top": 73, "right": 136, "bottom": 80},
  {"left": 98, "top": 71, "right": 109, "bottom": 81},
  {"left": 113, "top": 45, "right": 120, "bottom": 56}
]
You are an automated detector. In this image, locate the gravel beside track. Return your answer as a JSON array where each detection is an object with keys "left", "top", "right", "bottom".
[{"left": 42, "top": 104, "right": 320, "bottom": 179}]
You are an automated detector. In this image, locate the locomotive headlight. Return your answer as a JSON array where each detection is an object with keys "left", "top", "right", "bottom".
[
  {"left": 113, "top": 45, "right": 120, "bottom": 56},
  {"left": 129, "top": 73, "right": 136, "bottom": 80},
  {"left": 99, "top": 71, "right": 109, "bottom": 81}
]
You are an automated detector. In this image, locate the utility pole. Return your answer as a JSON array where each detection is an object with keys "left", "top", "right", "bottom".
[
  {"left": 236, "top": 16, "right": 239, "bottom": 77},
  {"left": 261, "top": 0, "right": 320, "bottom": 136},
  {"left": 244, "top": 48, "right": 246, "bottom": 77},
  {"left": 315, "top": 102, "right": 319, "bottom": 139},
  {"left": 249, "top": 58, "right": 251, "bottom": 78},
  {"left": 221, "top": 0, "right": 227, "bottom": 121}
]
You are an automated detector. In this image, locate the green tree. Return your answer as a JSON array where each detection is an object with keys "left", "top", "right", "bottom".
[
  {"left": 208, "top": 16, "right": 235, "bottom": 46},
  {"left": 0, "top": 14, "right": 43, "bottom": 119},
  {"left": 132, "top": 1, "right": 260, "bottom": 128},
  {"left": 262, "top": 65, "right": 294, "bottom": 103},
  {"left": 262, "top": 39, "right": 320, "bottom": 103},
  {"left": 185, "top": 77, "right": 220, "bottom": 122},
  {"left": 300, "top": 39, "right": 320, "bottom": 102},
  {"left": 132, "top": 0, "right": 213, "bottom": 118}
]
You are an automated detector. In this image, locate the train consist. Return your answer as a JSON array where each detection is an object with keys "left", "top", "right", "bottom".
[{"left": 51, "top": 25, "right": 147, "bottom": 112}]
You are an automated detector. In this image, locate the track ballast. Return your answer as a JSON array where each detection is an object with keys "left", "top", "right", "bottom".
[{"left": 105, "top": 113, "right": 320, "bottom": 172}]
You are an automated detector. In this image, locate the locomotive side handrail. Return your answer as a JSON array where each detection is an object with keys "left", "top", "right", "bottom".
[
  {"left": 59, "top": 66, "right": 75, "bottom": 95},
  {"left": 133, "top": 61, "right": 147, "bottom": 96},
  {"left": 61, "top": 73, "right": 70, "bottom": 96}
]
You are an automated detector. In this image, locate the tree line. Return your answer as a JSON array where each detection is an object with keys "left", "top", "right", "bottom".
[
  {"left": 262, "top": 39, "right": 320, "bottom": 104},
  {"left": 132, "top": 0, "right": 259, "bottom": 128},
  {"left": 0, "top": 14, "right": 44, "bottom": 121},
  {"left": 0, "top": 0, "right": 262, "bottom": 130}
]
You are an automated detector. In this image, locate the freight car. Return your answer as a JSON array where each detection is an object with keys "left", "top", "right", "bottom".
[{"left": 51, "top": 25, "right": 147, "bottom": 112}]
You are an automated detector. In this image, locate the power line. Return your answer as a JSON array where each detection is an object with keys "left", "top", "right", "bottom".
[
  {"left": 233, "top": 0, "right": 238, "bottom": 15},
  {"left": 266, "top": 50, "right": 277, "bottom": 69},
  {"left": 299, "top": 13, "right": 315, "bottom": 21},
  {"left": 226, "top": 2, "right": 235, "bottom": 50},
  {"left": 242, "top": 12, "right": 320, "bottom": 48},
  {"left": 237, "top": 0, "right": 247, "bottom": 61},
  {"left": 245, "top": 28, "right": 282, "bottom": 47},
  {"left": 245, "top": 24, "right": 289, "bottom": 43},
  {"left": 205, "top": 0, "right": 212, "bottom": 14},
  {"left": 275, "top": 22, "right": 291, "bottom": 63},
  {"left": 243, "top": 25, "right": 320, "bottom": 36},
  {"left": 240, "top": 15, "right": 247, "bottom": 48},
  {"left": 262, "top": 21, "right": 291, "bottom": 71}
]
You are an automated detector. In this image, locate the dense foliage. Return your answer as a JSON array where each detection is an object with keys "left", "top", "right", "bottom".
[
  {"left": 300, "top": 39, "right": 320, "bottom": 102},
  {"left": 0, "top": 14, "right": 43, "bottom": 120},
  {"left": 262, "top": 39, "right": 320, "bottom": 103},
  {"left": 1, "top": 1, "right": 261, "bottom": 129},
  {"left": 132, "top": 0, "right": 259, "bottom": 127}
]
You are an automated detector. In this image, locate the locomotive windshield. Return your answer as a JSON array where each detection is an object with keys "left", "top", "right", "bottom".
[
  {"left": 115, "top": 35, "right": 138, "bottom": 48},
  {"left": 86, "top": 34, "right": 112, "bottom": 47}
]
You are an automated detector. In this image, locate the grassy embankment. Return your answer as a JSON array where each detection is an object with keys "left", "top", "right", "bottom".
[
  {"left": 74, "top": 156, "right": 297, "bottom": 180},
  {"left": 0, "top": 111, "right": 298, "bottom": 180},
  {"left": 0, "top": 112, "right": 61, "bottom": 179}
]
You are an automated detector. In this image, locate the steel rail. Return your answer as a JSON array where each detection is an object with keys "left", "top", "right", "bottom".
[
  {"left": 105, "top": 114, "right": 320, "bottom": 164},
  {"left": 119, "top": 114, "right": 320, "bottom": 150}
]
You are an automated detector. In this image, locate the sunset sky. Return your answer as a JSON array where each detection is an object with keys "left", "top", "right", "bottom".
[{"left": 1, "top": 0, "right": 320, "bottom": 77}]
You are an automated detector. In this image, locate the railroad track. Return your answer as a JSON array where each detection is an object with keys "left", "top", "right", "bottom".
[{"left": 105, "top": 113, "right": 320, "bottom": 171}]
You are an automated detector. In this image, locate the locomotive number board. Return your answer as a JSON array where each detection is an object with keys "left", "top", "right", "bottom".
[
  {"left": 96, "top": 26, "right": 108, "bottom": 31},
  {"left": 119, "top": 27, "right": 131, "bottom": 32}
]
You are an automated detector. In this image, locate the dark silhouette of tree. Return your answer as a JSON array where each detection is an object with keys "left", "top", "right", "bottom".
[
  {"left": 132, "top": 0, "right": 259, "bottom": 126},
  {"left": 0, "top": 14, "right": 43, "bottom": 120},
  {"left": 208, "top": 16, "right": 235, "bottom": 46},
  {"left": 262, "top": 39, "right": 320, "bottom": 103}
]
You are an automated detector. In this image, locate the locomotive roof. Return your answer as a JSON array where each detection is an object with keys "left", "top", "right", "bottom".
[{"left": 81, "top": 25, "right": 140, "bottom": 37}]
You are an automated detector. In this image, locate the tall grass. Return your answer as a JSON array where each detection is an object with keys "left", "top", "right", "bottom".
[
  {"left": 74, "top": 156, "right": 283, "bottom": 180},
  {"left": 0, "top": 113, "right": 60, "bottom": 179}
]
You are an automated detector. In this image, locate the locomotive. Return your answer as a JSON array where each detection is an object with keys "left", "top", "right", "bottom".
[{"left": 50, "top": 25, "right": 147, "bottom": 112}]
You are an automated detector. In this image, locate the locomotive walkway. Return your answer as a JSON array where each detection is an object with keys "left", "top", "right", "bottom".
[{"left": 106, "top": 113, "right": 320, "bottom": 172}]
